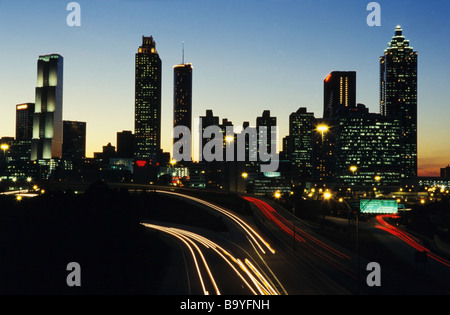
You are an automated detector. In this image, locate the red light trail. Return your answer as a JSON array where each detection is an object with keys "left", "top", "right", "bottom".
[
  {"left": 375, "top": 214, "right": 450, "bottom": 267},
  {"left": 243, "top": 196, "right": 357, "bottom": 280}
]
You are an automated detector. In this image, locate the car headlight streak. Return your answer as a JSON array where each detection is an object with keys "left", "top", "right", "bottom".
[{"left": 142, "top": 223, "right": 279, "bottom": 295}]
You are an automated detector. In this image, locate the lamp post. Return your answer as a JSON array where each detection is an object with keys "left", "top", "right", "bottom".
[
  {"left": 1, "top": 144, "right": 9, "bottom": 173},
  {"left": 0, "top": 143, "right": 9, "bottom": 155},
  {"left": 274, "top": 191, "right": 297, "bottom": 252},
  {"left": 349, "top": 165, "right": 358, "bottom": 199},
  {"left": 241, "top": 172, "right": 248, "bottom": 193},
  {"left": 316, "top": 124, "right": 329, "bottom": 144}
]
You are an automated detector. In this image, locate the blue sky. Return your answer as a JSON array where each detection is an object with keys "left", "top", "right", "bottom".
[{"left": 0, "top": 0, "right": 449, "bottom": 175}]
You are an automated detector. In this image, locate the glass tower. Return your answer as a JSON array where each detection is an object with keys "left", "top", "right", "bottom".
[
  {"left": 62, "top": 120, "right": 86, "bottom": 161},
  {"left": 31, "top": 54, "right": 63, "bottom": 160},
  {"left": 288, "top": 107, "right": 315, "bottom": 179},
  {"left": 380, "top": 26, "right": 418, "bottom": 180},
  {"left": 135, "top": 36, "right": 162, "bottom": 161},
  {"left": 323, "top": 71, "right": 356, "bottom": 119},
  {"left": 16, "top": 103, "right": 35, "bottom": 141},
  {"left": 335, "top": 104, "right": 402, "bottom": 188},
  {"left": 173, "top": 63, "right": 193, "bottom": 157}
]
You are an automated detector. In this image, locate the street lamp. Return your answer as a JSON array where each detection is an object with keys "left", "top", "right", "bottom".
[
  {"left": 225, "top": 135, "right": 234, "bottom": 143},
  {"left": 1, "top": 143, "right": 9, "bottom": 154},
  {"left": 241, "top": 172, "right": 248, "bottom": 179},
  {"left": 316, "top": 124, "right": 329, "bottom": 143}
]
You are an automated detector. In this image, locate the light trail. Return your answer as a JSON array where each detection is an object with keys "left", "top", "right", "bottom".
[
  {"left": 142, "top": 222, "right": 280, "bottom": 295},
  {"left": 375, "top": 214, "right": 450, "bottom": 268},
  {"left": 154, "top": 190, "right": 275, "bottom": 255},
  {"left": 243, "top": 196, "right": 357, "bottom": 280}
]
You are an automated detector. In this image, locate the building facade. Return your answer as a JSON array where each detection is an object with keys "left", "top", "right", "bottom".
[
  {"left": 62, "top": 120, "right": 86, "bottom": 161},
  {"left": 323, "top": 71, "right": 356, "bottom": 119},
  {"left": 334, "top": 104, "right": 402, "bottom": 189},
  {"left": 380, "top": 26, "right": 418, "bottom": 181},
  {"left": 31, "top": 54, "right": 64, "bottom": 160},
  {"left": 135, "top": 36, "right": 162, "bottom": 161},
  {"left": 288, "top": 107, "right": 315, "bottom": 180}
]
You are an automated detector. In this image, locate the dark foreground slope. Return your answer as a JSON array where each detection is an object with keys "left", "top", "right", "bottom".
[{"left": 0, "top": 181, "right": 227, "bottom": 294}]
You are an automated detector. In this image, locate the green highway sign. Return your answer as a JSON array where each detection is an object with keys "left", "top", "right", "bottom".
[{"left": 360, "top": 199, "right": 398, "bottom": 214}]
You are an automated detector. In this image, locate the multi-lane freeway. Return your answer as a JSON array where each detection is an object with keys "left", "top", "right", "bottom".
[
  {"left": 5, "top": 183, "right": 450, "bottom": 294},
  {"left": 141, "top": 189, "right": 354, "bottom": 295},
  {"left": 137, "top": 187, "right": 450, "bottom": 295}
]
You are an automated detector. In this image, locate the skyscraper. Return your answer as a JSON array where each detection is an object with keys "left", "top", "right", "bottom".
[
  {"left": 334, "top": 104, "right": 402, "bottom": 188},
  {"left": 173, "top": 62, "right": 193, "bottom": 158},
  {"left": 288, "top": 107, "right": 315, "bottom": 179},
  {"left": 31, "top": 54, "right": 63, "bottom": 161},
  {"left": 116, "top": 130, "right": 134, "bottom": 159},
  {"left": 62, "top": 120, "right": 86, "bottom": 161},
  {"left": 16, "top": 103, "right": 35, "bottom": 141},
  {"left": 323, "top": 71, "right": 356, "bottom": 119},
  {"left": 380, "top": 26, "right": 418, "bottom": 180},
  {"left": 173, "top": 63, "right": 193, "bottom": 134},
  {"left": 256, "top": 110, "right": 277, "bottom": 157},
  {"left": 135, "top": 36, "right": 162, "bottom": 161}
]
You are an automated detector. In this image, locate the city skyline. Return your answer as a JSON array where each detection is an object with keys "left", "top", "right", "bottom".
[{"left": 0, "top": 1, "right": 449, "bottom": 176}]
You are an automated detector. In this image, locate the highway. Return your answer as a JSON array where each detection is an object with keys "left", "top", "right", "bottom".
[
  {"left": 142, "top": 222, "right": 280, "bottom": 295},
  {"left": 146, "top": 189, "right": 353, "bottom": 295},
  {"left": 7, "top": 182, "right": 449, "bottom": 294},
  {"left": 361, "top": 214, "right": 450, "bottom": 294}
]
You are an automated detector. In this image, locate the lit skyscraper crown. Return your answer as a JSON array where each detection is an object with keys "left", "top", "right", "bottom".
[{"left": 386, "top": 25, "right": 413, "bottom": 51}]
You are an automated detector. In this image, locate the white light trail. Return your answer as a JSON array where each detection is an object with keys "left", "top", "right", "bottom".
[
  {"left": 155, "top": 190, "right": 275, "bottom": 255},
  {"left": 142, "top": 223, "right": 279, "bottom": 295}
]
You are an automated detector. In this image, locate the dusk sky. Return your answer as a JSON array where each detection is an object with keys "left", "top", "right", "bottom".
[{"left": 0, "top": 0, "right": 449, "bottom": 176}]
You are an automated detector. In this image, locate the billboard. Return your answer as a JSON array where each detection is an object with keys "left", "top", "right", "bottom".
[{"left": 360, "top": 199, "right": 398, "bottom": 214}]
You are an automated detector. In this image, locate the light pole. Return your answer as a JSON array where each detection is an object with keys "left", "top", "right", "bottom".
[
  {"left": 349, "top": 165, "right": 358, "bottom": 199},
  {"left": 316, "top": 124, "right": 329, "bottom": 144},
  {"left": 241, "top": 172, "right": 248, "bottom": 193},
  {"left": 169, "top": 159, "right": 177, "bottom": 185},
  {"left": 274, "top": 191, "right": 297, "bottom": 252},
  {"left": 1, "top": 144, "right": 9, "bottom": 174},
  {"left": 0, "top": 143, "right": 9, "bottom": 155}
]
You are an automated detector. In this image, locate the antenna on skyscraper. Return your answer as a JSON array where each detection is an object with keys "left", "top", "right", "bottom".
[{"left": 182, "top": 41, "right": 185, "bottom": 64}]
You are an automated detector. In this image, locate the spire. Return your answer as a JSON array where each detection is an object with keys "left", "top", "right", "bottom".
[
  {"left": 182, "top": 41, "right": 185, "bottom": 64},
  {"left": 395, "top": 25, "right": 402, "bottom": 36}
]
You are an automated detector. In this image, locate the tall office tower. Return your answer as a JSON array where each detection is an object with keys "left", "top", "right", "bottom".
[
  {"left": 16, "top": 103, "right": 35, "bottom": 140},
  {"left": 312, "top": 117, "right": 336, "bottom": 184},
  {"left": 199, "top": 109, "right": 220, "bottom": 154},
  {"left": 323, "top": 71, "right": 356, "bottom": 119},
  {"left": 288, "top": 107, "right": 315, "bottom": 180},
  {"left": 117, "top": 130, "right": 135, "bottom": 158},
  {"left": 31, "top": 54, "right": 64, "bottom": 160},
  {"left": 62, "top": 121, "right": 86, "bottom": 161},
  {"left": 256, "top": 110, "right": 277, "bottom": 157},
  {"left": 173, "top": 62, "right": 193, "bottom": 160},
  {"left": 173, "top": 62, "right": 193, "bottom": 140},
  {"left": 199, "top": 110, "right": 221, "bottom": 189},
  {"left": 334, "top": 104, "right": 401, "bottom": 188},
  {"left": 380, "top": 26, "right": 418, "bottom": 180},
  {"left": 135, "top": 36, "right": 162, "bottom": 161}
]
